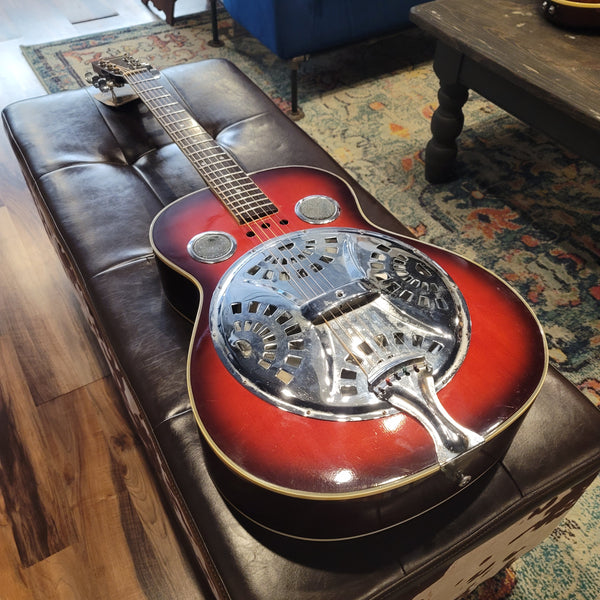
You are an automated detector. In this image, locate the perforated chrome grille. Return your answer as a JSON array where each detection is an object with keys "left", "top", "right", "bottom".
[{"left": 209, "top": 228, "right": 470, "bottom": 421}]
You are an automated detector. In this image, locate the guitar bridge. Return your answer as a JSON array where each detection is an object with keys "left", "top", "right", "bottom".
[{"left": 300, "top": 279, "right": 379, "bottom": 324}]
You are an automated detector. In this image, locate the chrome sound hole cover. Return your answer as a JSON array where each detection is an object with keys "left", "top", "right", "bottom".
[
  {"left": 295, "top": 194, "right": 340, "bottom": 224},
  {"left": 188, "top": 231, "right": 237, "bottom": 263},
  {"left": 209, "top": 228, "right": 470, "bottom": 421}
]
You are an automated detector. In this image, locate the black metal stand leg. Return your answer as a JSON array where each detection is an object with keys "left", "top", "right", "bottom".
[{"left": 208, "top": 0, "right": 224, "bottom": 47}]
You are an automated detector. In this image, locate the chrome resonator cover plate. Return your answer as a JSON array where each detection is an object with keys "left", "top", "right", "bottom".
[{"left": 209, "top": 228, "right": 470, "bottom": 421}]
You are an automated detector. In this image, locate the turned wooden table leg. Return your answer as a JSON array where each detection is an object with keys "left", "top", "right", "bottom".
[
  {"left": 425, "top": 82, "right": 469, "bottom": 183},
  {"left": 424, "top": 44, "right": 469, "bottom": 183}
]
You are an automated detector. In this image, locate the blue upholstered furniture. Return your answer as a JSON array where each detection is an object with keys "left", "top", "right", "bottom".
[
  {"left": 215, "top": 0, "right": 428, "bottom": 116},
  {"left": 221, "top": 0, "right": 425, "bottom": 59}
]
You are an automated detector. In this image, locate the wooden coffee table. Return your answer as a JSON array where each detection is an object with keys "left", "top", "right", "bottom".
[{"left": 410, "top": 0, "right": 600, "bottom": 183}]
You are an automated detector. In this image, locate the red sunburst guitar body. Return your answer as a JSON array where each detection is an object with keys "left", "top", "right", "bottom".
[{"left": 92, "top": 56, "right": 548, "bottom": 540}]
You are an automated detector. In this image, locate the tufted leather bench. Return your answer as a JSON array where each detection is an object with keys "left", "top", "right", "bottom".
[{"left": 3, "top": 58, "right": 600, "bottom": 600}]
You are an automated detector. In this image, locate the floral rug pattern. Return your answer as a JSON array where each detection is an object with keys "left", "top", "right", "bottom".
[{"left": 21, "top": 12, "right": 600, "bottom": 600}]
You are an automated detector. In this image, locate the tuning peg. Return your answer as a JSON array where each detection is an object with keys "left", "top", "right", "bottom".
[
  {"left": 84, "top": 72, "right": 100, "bottom": 86},
  {"left": 96, "top": 77, "right": 111, "bottom": 93}
]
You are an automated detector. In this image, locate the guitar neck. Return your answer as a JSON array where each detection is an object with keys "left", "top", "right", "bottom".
[{"left": 124, "top": 68, "right": 277, "bottom": 224}]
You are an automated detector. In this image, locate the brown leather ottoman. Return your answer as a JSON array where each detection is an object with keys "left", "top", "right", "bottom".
[{"left": 3, "top": 58, "right": 600, "bottom": 600}]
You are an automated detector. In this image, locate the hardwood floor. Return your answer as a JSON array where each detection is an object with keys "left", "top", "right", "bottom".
[{"left": 0, "top": 1, "right": 212, "bottom": 598}]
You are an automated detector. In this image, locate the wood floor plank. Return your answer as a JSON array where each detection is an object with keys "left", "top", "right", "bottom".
[
  {"left": 0, "top": 336, "right": 78, "bottom": 569},
  {"left": 21, "top": 545, "right": 99, "bottom": 600},
  {"left": 55, "top": 0, "right": 118, "bottom": 25},
  {"left": 0, "top": 206, "right": 108, "bottom": 405},
  {"left": 35, "top": 377, "right": 201, "bottom": 599},
  {"left": 0, "top": 365, "right": 202, "bottom": 598},
  {"left": 33, "top": 380, "right": 150, "bottom": 599},
  {"left": 0, "top": 490, "right": 32, "bottom": 600},
  {"left": 0, "top": 0, "right": 77, "bottom": 43},
  {"left": 94, "top": 378, "right": 202, "bottom": 599}
]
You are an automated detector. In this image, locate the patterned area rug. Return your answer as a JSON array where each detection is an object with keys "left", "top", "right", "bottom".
[{"left": 21, "top": 11, "right": 600, "bottom": 600}]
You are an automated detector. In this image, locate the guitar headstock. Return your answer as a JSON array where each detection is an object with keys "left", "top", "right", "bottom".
[
  {"left": 85, "top": 54, "right": 160, "bottom": 106},
  {"left": 90, "top": 54, "right": 153, "bottom": 87},
  {"left": 86, "top": 54, "right": 158, "bottom": 106}
]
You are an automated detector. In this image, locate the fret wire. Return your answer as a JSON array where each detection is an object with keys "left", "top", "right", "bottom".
[
  {"left": 214, "top": 188, "right": 262, "bottom": 206},
  {"left": 127, "top": 74, "right": 278, "bottom": 221},
  {"left": 162, "top": 114, "right": 197, "bottom": 123},
  {"left": 169, "top": 125, "right": 203, "bottom": 135},
  {"left": 193, "top": 161, "right": 243, "bottom": 180},
  {"left": 218, "top": 189, "right": 266, "bottom": 202}
]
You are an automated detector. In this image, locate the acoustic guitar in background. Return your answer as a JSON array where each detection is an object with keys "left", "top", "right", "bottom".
[{"left": 541, "top": 0, "right": 600, "bottom": 28}]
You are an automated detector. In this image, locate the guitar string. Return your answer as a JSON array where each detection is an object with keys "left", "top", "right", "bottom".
[
  {"left": 127, "top": 69, "right": 401, "bottom": 382},
  {"left": 125, "top": 66, "right": 403, "bottom": 383},
  {"left": 127, "top": 69, "right": 398, "bottom": 380}
]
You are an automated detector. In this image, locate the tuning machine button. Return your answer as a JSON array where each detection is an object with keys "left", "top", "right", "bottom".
[
  {"left": 84, "top": 73, "right": 112, "bottom": 93},
  {"left": 84, "top": 72, "right": 99, "bottom": 86}
]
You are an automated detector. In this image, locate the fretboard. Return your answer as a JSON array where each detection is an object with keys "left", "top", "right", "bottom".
[{"left": 125, "top": 68, "right": 277, "bottom": 225}]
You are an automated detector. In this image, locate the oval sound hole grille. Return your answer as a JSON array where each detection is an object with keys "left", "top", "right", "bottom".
[
  {"left": 188, "top": 231, "right": 236, "bottom": 263},
  {"left": 295, "top": 195, "right": 340, "bottom": 224},
  {"left": 209, "top": 228, "right": 470, "bottom": 421}
]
